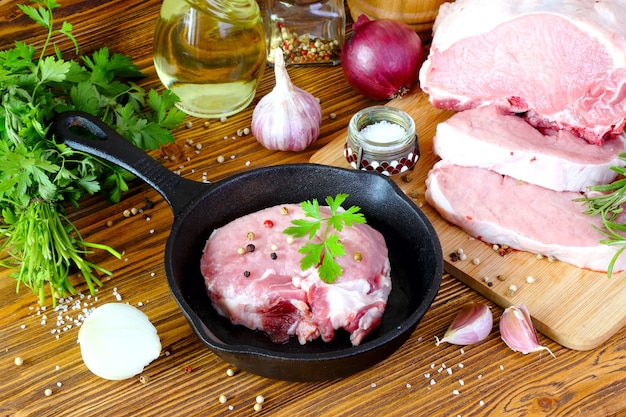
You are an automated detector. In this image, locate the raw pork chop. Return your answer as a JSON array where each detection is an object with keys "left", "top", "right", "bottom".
[
  {"left": 200, "top": 203, "right": 392, "bottom": 346},
  {"left": 425, "top": 161, "right": 626, "bottom": 272},
  {"left": 419, "top": 0, "right": 626, "bottom": 144},
  {"left": 433, "top": 106, "right": 626, "bottom": 192}
]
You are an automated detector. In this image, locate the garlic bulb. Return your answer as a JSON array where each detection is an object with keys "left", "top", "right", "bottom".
[
  {"left": 77, "top": 303, "right": 161, "bottom": 380},
  {"left": 500, "top": 304, "right": 556, "bottom": 358},
  {"left": 435, "top": 303, "right": 493, "bottom": 346},
  {"left": 251, "top": 48, "right": 322, "bottom": 151}
]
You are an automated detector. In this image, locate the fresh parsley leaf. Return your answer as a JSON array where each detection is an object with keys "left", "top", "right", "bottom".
[
  {"left": 284, "top": 194, "right": 366, "bottom": 283},
  {"left": 38, "top": 55, "right": 70, "bottom": 83}
]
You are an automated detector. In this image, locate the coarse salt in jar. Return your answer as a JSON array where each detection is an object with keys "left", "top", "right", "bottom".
[{"left": 344, "top": 106, "right": 419, "bottom": 176}]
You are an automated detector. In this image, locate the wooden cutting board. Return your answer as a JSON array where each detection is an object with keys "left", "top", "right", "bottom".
[{"left": 310, "top": 89, "right": 626, "bottom": 351}]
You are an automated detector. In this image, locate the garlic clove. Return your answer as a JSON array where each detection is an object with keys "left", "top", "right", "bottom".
[
  {"left": 251, "top": 47, "right": 322, "bottom": 152},
  {"left": 500, "top": 304, "right": 556, "bottom": 358},
  {"left": 77, "top": 303, "right": 162, "bottom": 380},
  {"left": 435, "top": 302, "right": 493, "bottom": 346}
]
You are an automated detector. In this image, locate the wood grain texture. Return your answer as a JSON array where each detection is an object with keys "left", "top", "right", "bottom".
[
  {"left": 0, "top": 1, "right": 624, "bottom": 416},
  {"left": 310, "top": 89, "right": 626, "bottom": 351}
]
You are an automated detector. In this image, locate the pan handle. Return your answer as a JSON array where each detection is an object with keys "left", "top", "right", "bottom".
[{"left": 52, "top": 111, "right": 209, "bottom": 216}]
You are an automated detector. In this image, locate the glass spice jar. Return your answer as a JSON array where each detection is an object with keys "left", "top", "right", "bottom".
[
  {"left": 344, "top": 106, "right": 420, "bottom": 176},
  {"left": 263, "top": 0, "right": 345, "bottom": 66}
]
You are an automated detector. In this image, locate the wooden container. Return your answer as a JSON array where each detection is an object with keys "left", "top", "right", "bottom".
[{"left": 346, "top": 0, "right": 451, "bottom": 41}]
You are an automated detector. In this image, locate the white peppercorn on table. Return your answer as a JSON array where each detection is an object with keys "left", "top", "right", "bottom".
[{"left": 0, "top": 1, "right": 624, "bottom": 416}]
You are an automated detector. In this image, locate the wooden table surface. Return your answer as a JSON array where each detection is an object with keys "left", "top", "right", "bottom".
[{"left": 0, "top": 1, "right": 624, "bottom": 416}]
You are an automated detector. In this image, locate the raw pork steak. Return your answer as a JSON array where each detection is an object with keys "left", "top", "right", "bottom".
[
  {"left": 433, "top": 106, "right": 626, "bottom": 192},
  {"left": 425, "top": 161, "right": 626, "bottom": 272},
  {"left": 419, "top": 0, "right": 626, "bottom": 144},
  {"left": 200, "top": 203, "right": 392, "bottom": 346}
]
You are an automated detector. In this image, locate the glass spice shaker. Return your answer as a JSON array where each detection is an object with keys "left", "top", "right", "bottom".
[
  {"left": 344, "top": 106, "right": 420, "bottom": 176},
  {"left": 153, "top": 0, "right": 266, "bottom": 119},
  {"left": 263, "top": 0, "right": 345, "bottom": 66}
]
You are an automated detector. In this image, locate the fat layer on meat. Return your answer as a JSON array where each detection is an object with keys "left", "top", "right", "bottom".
[
  {"left": 419, "top": 0, "right": 626, "bottom": 144},
  {"left": 433, "top": 106, "right": 626, "bottom": 192},
  {"left": 425, "top": 161, "right": 626, "bottom": 272},
  {"left": 200, "top": 203, "right": 392, "bottom": 346}
]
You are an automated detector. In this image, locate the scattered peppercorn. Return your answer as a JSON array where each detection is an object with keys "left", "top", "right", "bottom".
[
  {"left": 263, "top": 219, "right": 274, "bottom": 228},
  {"left": 280, "top": 206, "right": 289, "bottom": 215},
  {"left": 226, "top": 368, "right": 235, "bottom": 377},
  {"left": 497, "top": 275, "right": 507, "bottom": 281},
  {"left": 353, "top": 252, "right": 362, "bottom": 262},
  {"left": 270, "top": 252, "right": 277, "bottom": 260},
  {"left": 139, "top": 375, "right": 150, "bottom": 384},
  {"left": 449, "top": 252, "right": 459, "bottom": 262},
  {"left": 244, "top": 270, "right": 251, "bottom": 277},
  {"left": 247, "top": 232, "right": 255, "bottom": 240},
  {"left": 219, "top": 395, "right": 228, "bottom": 404},
  {"left": 14, "top": 357, "right": 23, "bottom": 366},
  {"left": 505, "top": 285, "right": 518, "bottom": 297},
  {"left": 246, "top": 244, "right": 256, "bottom": 252},
  {"left": 184, "top": 365, "right": 193, "bottom": 373},
  {"left": 44, "top": 388, "right": 52, "bottom": 396}
]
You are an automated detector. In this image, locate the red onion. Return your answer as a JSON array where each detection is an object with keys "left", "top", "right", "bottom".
[{"left": 342, "top": 15, "right": 424, "bottom": 100}]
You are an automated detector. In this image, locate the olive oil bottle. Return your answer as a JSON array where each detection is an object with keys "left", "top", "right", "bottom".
[{"left": 154, "top": 0, "right": 266, "bottom": 118}]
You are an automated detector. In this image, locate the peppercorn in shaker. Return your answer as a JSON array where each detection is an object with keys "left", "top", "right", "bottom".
[{"left": 263, "top": 0, "right": 345, "bottom": 65}]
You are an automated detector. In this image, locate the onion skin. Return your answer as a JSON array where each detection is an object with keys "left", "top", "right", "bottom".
[{"left": 342, "top": 15, "right": 424, "bottom": 100}]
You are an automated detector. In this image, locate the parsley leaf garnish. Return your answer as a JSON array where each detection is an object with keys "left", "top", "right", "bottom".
[{"left": 283, "top": 194, "right": 366, "bottom": 284}]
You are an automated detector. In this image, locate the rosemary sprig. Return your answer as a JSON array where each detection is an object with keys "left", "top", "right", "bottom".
[{"left": 577, "top": 152, "right": 626, "bottom": 277}]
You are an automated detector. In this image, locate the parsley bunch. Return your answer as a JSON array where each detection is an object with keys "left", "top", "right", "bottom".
[
  {"left": 0, "top": 0, "right": 185, "bottom": 305},
  {"left": 283, "top": 194, "right": 366, "bottom": 283}
]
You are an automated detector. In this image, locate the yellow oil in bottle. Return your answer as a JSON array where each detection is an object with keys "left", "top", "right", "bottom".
[{"left": 154, "top": 0, "right": 266, "bottom": 118}]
